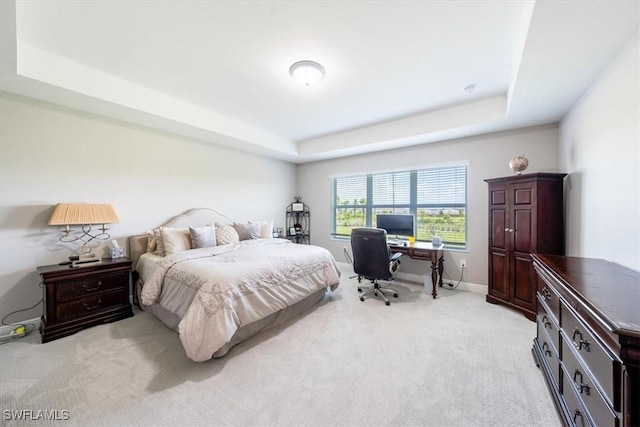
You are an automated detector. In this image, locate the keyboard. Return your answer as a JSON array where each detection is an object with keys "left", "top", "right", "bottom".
[{"left": 387, "top": 239, "right": 400, "bottom": 245}]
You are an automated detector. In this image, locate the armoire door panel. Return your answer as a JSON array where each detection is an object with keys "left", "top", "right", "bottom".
[
  {"left": 491, "top": 189, "right": 506, "bottom": 205},
  {"left": 513, "top": 187, "right": 533, "bottom": 205},
  {"left": 513, "top": 209, "right": 533, "bottom": 253},
  {"left": 490, "top": 251, "right": 509, "bottom": 300},
  {"left": 490, "top": 209, "right": 506, "bottom": 250},
  {"left": 512, "top": 254, "right": 535, "bottom": 310}
]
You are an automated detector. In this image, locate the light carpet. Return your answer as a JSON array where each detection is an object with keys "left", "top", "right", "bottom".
[{"left": 0, "top": 262, "right": 561, "bottom": 427}]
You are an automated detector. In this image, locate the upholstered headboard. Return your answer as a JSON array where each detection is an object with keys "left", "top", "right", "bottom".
[{"left": 128, "top": 208, "right": 233, "bottom": 271}]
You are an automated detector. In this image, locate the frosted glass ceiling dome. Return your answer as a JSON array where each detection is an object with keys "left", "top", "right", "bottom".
[{"left": 289, "top": 60, "right": 325, "bottom": 87}]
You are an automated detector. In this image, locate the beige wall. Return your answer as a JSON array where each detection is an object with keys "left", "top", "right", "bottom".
[
  {"left": 297, "top": 124, "right": 560, "bottom": 287},
  {"left": 559, "top": 34, "right": 639, "bottom": 271},
  {"left": 0, "top": 92, "right": 297, "bottom": 323}
]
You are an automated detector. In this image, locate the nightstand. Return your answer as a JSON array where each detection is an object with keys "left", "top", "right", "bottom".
[{"left": 37, "top": 257, "right": 133, "bottom": 343}]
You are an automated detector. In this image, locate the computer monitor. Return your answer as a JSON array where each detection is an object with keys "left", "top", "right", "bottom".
[{"left": 376, "top": 214, "right": 414, "bottom": 238}]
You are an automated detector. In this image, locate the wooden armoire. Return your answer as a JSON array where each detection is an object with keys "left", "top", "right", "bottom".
[{"left": 485, "top": 173, "right": 566, "bottom": 321}]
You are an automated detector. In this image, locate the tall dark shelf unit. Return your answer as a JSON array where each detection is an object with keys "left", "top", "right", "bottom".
[{"left": 286, "top": 199, "right": 310, "bottom": 244}]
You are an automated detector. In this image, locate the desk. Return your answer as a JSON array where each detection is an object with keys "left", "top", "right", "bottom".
[{"left": 389, "top": 242, "right": 444, "bottom": 299}]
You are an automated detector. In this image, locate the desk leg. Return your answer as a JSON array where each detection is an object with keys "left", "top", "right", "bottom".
[
  {"left": 437, "top": 255, "right": 444, "bottom": 287},
  {"left": 431, "top": 258, "right": 438, "bottom": 299}
]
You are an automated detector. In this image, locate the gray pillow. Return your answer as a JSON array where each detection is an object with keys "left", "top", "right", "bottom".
[
  {"left": 189, "top": 225, "right": 216, "bottom": 248},
  {"left": 233, "top": 222, "right": 261, "bottom": 241}
]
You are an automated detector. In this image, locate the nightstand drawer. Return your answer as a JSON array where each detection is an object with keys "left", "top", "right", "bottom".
[
  {"left": 56, "top": 272, "right": 128, "bottom": 301},
  {"left": 56, "top": 291, "right": 128, "bottom": 321}
]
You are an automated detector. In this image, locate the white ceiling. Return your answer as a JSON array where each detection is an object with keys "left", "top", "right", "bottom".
[{"left": 1, "top": 1, "right": 638, "bottom": 163}]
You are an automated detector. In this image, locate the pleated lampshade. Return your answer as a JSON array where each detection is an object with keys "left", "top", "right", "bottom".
[{"left": 48, "top": 203, "right": 120, "bottom": 225}]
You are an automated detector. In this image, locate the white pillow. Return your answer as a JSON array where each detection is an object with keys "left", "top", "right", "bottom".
[
  {"left": 250, "top": 220, "right": 274, "bottom": 238},
  {"left": 233, "top": 222, "right": 261, "bottom": 241},
  {"left": 190, "top": 225, "right": 216, "bottom": 248},
  {"left": 146, "top": 230, "right": 157, "bottom": 253},
  {"left": 215, "top": 223, "right": 240, "bottom": 245},
  {"left": 161, "top": 227, "right": 192, "bottom": 255},
  {"left": 153, "top": 228, "right": 165, "bottom": 256}
]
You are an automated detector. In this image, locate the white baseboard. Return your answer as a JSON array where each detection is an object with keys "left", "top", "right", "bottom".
[
  {"left": 391, "top": 271, "right": 486, "bottom": 293},
  {"left": 337, "top": 261, "right": 486, "bottom": 294}
]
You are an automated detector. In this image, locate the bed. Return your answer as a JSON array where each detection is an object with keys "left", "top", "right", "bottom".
[{"left": 128, "top": 208, "right": 341, "bottom": 361}]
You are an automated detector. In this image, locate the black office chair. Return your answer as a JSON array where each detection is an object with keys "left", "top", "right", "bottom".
[{"left": 350, "top": 228, "right": 403, "bottom": 306}]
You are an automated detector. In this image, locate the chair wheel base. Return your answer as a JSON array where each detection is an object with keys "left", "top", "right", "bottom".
[
  {"left": 357, "top": 288, "right": 362, "bottom": 292},
  {"left": 360, "top": 297, "right": 365, "bottom": 302},
  {"left": 393, "top": 293, "right": 398, "bottom": 298}
]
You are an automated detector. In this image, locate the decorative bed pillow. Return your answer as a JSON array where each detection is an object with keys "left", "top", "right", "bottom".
[
  {"left": 153, "top": 228, "right": 165, "bottom": 256},
  {"left": 146, "top": 230, "right": 158, "bottom": 253},
  {"left": 161, "top": 227, "right": 192, "bottom": 255},
  {"left": 215, "top": 223, "right": 240, "bottom": 245},
  {"left": 189, "top": 225, "right": 216, "bottom": 248},
  {"left": 233, "top": 222, "right": 261, "bottom": 241},
  {"left": 249, "top": 220, "right": 274, "bottom": 238}
]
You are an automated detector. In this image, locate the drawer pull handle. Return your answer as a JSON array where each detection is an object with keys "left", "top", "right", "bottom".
[
  {"left": 82, "top": 281, "right": 102, "bottom": 292},
  {"left": 572, "top": 329, "right": 591, "bottom": 352},
  {"left": 573, "top": 410, "right": 585, "bottom": 426},
  {"left": 573, "top": 369, "right": 591, "bottom": 395},
  {"left": 541, "top": 288, "right": 552, "bottom": 301},
  {"left": 83, "top": 299, "right": 102, "bottom": 311},
  {"left": 541, "top": 315, "right": 551, "bottom": 329},
  {"left": 541, "top": 342, "right": 552, "bottom": 357}
]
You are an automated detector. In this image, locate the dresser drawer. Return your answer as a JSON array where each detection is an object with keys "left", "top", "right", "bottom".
[
  {"left": 561, "top": 370, "right": 595, "bottom": 427},
  {"left": 538, "top": 297, "right": 560, "bottom": 354},
  {"left": 537, "top": 277, "right": 560, "bottom": 323},
  {"left": 56, "top": 291, "right": 128, "bottom": 321},
  {"left": 538, "top": 326, "right": 561, "bottom": 388},
  {"left": 561, "top": 303, "right": 619, "bottom": 407},
  {"left": 562, "top": 340, "right": 619, "bottom": 427},
  {"left": 55, "top": 272, "right": 128, "bottom": 301}
]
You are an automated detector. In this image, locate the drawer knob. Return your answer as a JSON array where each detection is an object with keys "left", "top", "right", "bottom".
[
  {"left": 541, "top": 342, "right": 552, "bottom": 357},
  {"left": 573, "top": 369, "right": 591, "bottom": 395},
  {"left": 573, "top": 410, "right": 586, "bottom": 426},
  {"left": 541, "top": 287, "right": 552, "bottom": 301},
  {"left": 572, "top": 329, "right": 591, "bottom": 352}
]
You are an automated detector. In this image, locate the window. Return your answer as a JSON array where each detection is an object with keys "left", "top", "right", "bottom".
[{"left": 332, "top": 165, "right": 467, "bottom": 247}]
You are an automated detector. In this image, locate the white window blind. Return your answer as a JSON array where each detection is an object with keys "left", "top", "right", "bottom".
[
  {"left": 417, "top": 166, "right": 466, "bottom": 206},
  {"left": 332, "top": 164, "right": 467, "bottom": 247},
  {"left": 372, "top": 171, "right": 410, "bottom": 205}
]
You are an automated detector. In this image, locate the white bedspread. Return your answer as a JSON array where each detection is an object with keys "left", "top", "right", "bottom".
[{"left": 140, "top": 238, "right": 341, "bottom": 361}]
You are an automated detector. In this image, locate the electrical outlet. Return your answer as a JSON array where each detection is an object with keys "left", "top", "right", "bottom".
[{"left": 460, "top": 259, "right": 467, "bottom": 269}]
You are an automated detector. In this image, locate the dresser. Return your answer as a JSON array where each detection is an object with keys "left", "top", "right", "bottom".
[
  {"left": 485, "top": 173, "right": 566, "bottom": 321},
  {"left": 37, "top": 258, "right": 133, "bottom": 343},
  {"left": 532, "top": 254, "right": 640, "bottom": 427}
]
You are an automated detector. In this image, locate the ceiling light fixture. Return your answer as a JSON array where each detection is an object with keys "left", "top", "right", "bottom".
[{"left": 289, "top": 60, "right": 325, "bottom": 87}]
